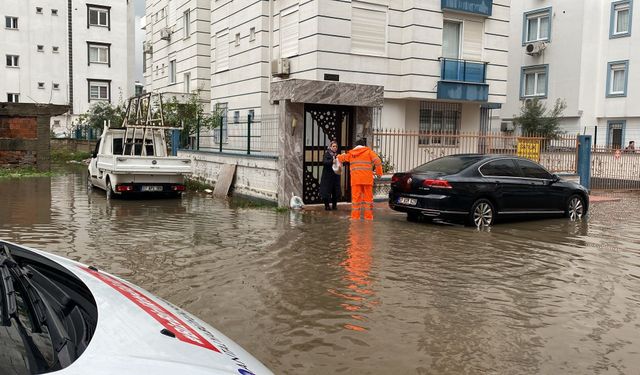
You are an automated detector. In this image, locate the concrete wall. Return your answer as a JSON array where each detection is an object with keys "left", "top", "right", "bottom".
[
  {"left": 179, "top": 150, "right": 279, "bottom": 202},
  {"left": 50, "top": 138, "right": 96, "bottom": 153}
]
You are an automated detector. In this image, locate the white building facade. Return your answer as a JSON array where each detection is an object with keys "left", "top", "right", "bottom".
[
  {"left": 501, "top": 0, "right": 639, "bottom": 149},
  {"left": 143, "top": 0, "right": 211, "bottom": 103},
  {"left": 1, "top": 0, "right": 134, "bottom": 135},
  {"left": 210, "top": 0, "right": 509, "bottom": 130}
]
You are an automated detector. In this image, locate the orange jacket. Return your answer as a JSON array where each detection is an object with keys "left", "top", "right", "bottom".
[{"left": 337, "top": 146, "right": 383, "bottom": 186}]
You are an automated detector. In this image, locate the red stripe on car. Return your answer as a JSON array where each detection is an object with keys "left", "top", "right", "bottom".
[{"left": 80, "top": 266, "right": 220, "bottom": 353}]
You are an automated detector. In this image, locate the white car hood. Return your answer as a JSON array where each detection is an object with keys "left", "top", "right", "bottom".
[{"left": 27, "top": 247, "right": 273, "bottom": 375}]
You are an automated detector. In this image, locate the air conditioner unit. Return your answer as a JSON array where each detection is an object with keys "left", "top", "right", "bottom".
[
  {"left": 159, "top": 27, "right": 172, "bottom": 41},
  {"left": 525, "top": 41, "right": 547, "bottom": 56},
  {"left": 500, "top": 121, "right": 515, "bottom": 132},
  {"left": 271, "top": 58, "right": 290, "bottom": 77},
  {"left": 143, "top": 41, "right": 153, "bottom": 54}
]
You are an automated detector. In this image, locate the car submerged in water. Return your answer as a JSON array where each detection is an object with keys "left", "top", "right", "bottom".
[
  {"left": 389, "top": 154, "right": 589, "bottom": 226},
  {"left": 0, "top": 240, "right": 273, "bottom": 375}
]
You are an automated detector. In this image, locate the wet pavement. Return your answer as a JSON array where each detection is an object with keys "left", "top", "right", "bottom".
[{"left": 2, "top": 166, "right": 640, "bottom": 374}]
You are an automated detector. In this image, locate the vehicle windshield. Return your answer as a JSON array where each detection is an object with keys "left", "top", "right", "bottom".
[
  {"left": 0, "top": 243, "right": 97, "bottom": 374},
  {"left": 412, "top": 155, "right": 483, "bottom": 175}
]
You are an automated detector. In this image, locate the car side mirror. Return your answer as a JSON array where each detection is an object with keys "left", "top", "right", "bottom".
[
  {"left": 551, "top": 174, "right": 560, "bottom": 182},
  {"left": 91, "top": 152, "right": 97, "bottom": 158}
]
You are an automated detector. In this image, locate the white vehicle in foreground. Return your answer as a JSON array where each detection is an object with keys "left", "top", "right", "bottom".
[{"left": 0, "top": 240, "right": 274, "bottom": 375}]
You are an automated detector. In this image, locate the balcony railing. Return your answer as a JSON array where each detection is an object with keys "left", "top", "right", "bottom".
[
  {"left": 441, "top": 0, "right": 492, "bottom": 17},
  {"left": 440, "top": 57, "right": 487, "bottom": 83}
]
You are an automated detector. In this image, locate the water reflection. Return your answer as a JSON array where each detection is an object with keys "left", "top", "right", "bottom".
[
  {"left": 329, "top": 221, "right": 376, "bottom": 332},
  {"left": 2, "top": 169, "right": 640, "bottom": 374}
]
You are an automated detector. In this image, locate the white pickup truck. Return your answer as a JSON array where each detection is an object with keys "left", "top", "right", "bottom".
[{"left": 88, "top": 127, "right": 192, "bottom": 198}]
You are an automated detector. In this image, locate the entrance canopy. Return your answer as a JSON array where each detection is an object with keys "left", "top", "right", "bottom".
[{"left": 270, "top": 79, "right": 384, "bottom": 107}]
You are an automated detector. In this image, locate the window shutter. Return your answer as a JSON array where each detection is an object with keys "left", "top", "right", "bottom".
[
  {"left": 216, "top": 32, "right": 229, "bottom": 72},
  {"left": 463, "top": 20, "right": 483, "bottom": 61},
  {"left": 280, "top": 7, "right": 299, "bottom": 58},
  {"left": 351, "top": 1, "right": 387, "bottom": 55}
]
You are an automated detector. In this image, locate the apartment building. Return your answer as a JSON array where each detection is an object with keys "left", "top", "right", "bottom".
[
  {"left": 144, "top": 0, "right": 510, "bottom": 205},
  {"left": 143, "top": 0, "right": 211, "bottom": 104},
  {"left": 501, "top": 0, "right": 638, "bottom": 149},
  {"left": 1, "top": 0, "right": 134, "bottom": 135}
]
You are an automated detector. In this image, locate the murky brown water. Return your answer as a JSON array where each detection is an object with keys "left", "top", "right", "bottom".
[{"left": 2, "top": 166, "right": 640, "bottom": 374}]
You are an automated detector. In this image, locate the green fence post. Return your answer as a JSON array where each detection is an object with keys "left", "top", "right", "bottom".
[
  {"left": 219, "top": 115, "right": 224, "bottom": 153},
  {"left": 247, "top": 114, "right": 252, "bottom": 155}
]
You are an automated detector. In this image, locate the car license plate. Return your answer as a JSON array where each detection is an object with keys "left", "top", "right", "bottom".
[
  {"left": 398, "top": 197, "right": 417, "bottom": 205},
  {"left": 141, "top": 185, "right": 163, "bottom": 192}
]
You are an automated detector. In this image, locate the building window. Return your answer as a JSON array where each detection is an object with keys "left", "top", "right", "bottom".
[
  {"left": 418, "top": 102, "right": 461, "bottom": 145},
  {"left": 5, "top": 16, "right": 18, "bottom": 29},
  {"left": 442, "top": 20, "right": 461, "bottom": 59},
  {"left": 169, "top": 59, "right": 176, "bottom": 83},
  {"left": 351, "top": 1, "right": 387, "bottom": 55},
  {"left": 606, "top": 60, "right": 629, "bottom": 97},
  {"left": 249, "top": 27, "right": 256, "bottom": 41},
  {"left": 520, "top": 65, "right": 548, "bottom": 98},
  {"left": 88, "top": 43, "right": 110, "bottom": 65},
  {"left": 52, "top": 46, "right": 59, "bottom": 53},
  {"left": 235, "top": 33, "right": 240, "bottom": 46},
  {"left": 88, "top": 80, "right": 110, "bottom": 101},
  {"left": 51, "top": 9, "right": 58, "bottom": 16},
  {"left": 607, "top": 121, "right": 625, "bottom": 149},
  {"left": 248, "top": 109, "right": 255, "bottom": 120},
  {"left": 280, "top": 5, "right": 300, "bottom": 57},
  {"left": 610, "top": 1, "right": 632, "bottom": 38},
  {"left": 523, "top": 7, "right": 551, "bottom": 43},
  {"left": 184, "top": 72, "right": 190, "bottom": 93},
  {"left": 6, "top": 55, "right": 19, "bottom": 67},
  {"left": 213, "top": 103, "right": 228, "bottom": 143},
  {"left": 233, "top": 111, "right": 240, "bottom": 123},
  {"left": 36, "top": 7, "right": 43, "bottom": 14},
  {"left": 37, "top": 45, "right": 44, "bottom": 52},
  {"left": 38, "top": 82, "right": 45, "bottom": 89},
  {"left": 183, "top": 9, "right": 190, "bottom": 38},
  {"left": 88, "top": 5, "right": 110, "bottom": 29},
  {"left": 53, "top": 83, "right": 60, "bottom": 90},
  {"left": 7, "top": 93, "right": 19, "bottom": 102},
  {"left": 215, "top": 31, "right": 229, "bottom": 72}
]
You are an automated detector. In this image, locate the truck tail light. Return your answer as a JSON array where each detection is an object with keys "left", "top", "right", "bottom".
[
  {"left": 116, "top": 184, "right": 134, "bottom": 192},
  {"left": 171, "top": 185, "right": 186, "bottom": 191}
]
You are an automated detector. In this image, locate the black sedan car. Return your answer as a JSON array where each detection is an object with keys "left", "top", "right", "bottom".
[{"left": 389, "top": 154, "right": 589, "bottom": 226}]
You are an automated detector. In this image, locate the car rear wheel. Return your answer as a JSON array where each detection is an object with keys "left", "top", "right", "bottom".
[
  {"left": 565, "top": 194, "right": 585, "bottom": 220},
  {"left": 106, "top": 180, "right": 113, "bottom": 200},
  {"left": 468, "top": 199, "right": 495, "bottom": 227}
]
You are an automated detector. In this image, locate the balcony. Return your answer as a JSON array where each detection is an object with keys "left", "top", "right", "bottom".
[
  {"left": 437, "top": 58, "right": 489, "bottom": 102},
  {"left": 441, "top": 0, "right": 492, "bottom": 17}
]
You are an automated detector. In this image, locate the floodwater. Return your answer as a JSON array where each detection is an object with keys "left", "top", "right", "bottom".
[{"left": 2, "top": 166, "right": 640, "bottom": 375}]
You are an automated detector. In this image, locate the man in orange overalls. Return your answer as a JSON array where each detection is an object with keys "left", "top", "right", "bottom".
[{"left": 337, "top": 139, "right": 383, "bottom": 220}]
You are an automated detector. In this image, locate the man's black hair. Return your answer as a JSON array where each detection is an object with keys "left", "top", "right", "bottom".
[{"left": 355, "top": 138, "right": 366, "bottom": 146}]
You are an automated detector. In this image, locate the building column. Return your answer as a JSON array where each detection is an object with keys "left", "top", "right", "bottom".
[{"left": 277, "top": 100, "right": 304, "bottom": 207}]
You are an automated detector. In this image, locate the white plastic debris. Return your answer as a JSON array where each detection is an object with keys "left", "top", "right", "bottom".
[{"left": 290, "top": 193, "right": 304, "bottom": 210}]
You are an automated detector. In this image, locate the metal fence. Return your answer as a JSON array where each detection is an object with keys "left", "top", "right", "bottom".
[
  {"left": 70, "top": 124, "right": 98, "bottom": 140},
  {"left": 191, "top": 114, "right": 279, "bottom": 157},
  {"left": 591, "top": 147, "right": 640, "bottom": 189},
  {"left": 372, "top": 128, "right": 579, "bottom": 174}
]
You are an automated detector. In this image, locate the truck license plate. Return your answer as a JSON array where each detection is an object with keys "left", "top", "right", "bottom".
[
  {"left": 398, "top": 197, "right": 417, "bottom": 205},
  {"left": 141, "top": 185, "right": 163, "bottom": 192}
]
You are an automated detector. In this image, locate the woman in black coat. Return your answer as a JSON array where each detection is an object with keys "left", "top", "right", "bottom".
[{"left": 319, "top": 141, "right": 341, "bottom": 210}]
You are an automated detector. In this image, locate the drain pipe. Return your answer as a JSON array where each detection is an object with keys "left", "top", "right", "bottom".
[{"left": 268, "top": 0, "right": 273, "bottom": 114}]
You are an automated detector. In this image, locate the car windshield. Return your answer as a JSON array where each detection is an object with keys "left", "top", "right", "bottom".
[
  {"left": 412, "top": 155, "right": 483, "bottom": 175},
  {"left": 0, "top": 243, "right": 97, "bottom": 374}
]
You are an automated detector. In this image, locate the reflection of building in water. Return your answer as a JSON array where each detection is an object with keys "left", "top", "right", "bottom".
[
  {"left": 0, "top": 178, "right": 51, "bottom": 225},
  {"left": 329, "top": 221, "right": 377, "bottom": 332}
]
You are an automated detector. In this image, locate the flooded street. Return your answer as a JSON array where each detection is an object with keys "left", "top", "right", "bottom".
[{"left": 2, "top": 166, "right": 640, "bottom": 375}]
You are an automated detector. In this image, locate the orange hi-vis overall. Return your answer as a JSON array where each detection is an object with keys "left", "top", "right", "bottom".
[{"left": 337, "top": 146, "right": 383, "bottom": 220}]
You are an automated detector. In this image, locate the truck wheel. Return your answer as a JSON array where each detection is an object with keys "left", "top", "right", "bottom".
[{"left": 106, "top": 180, "right": 113, "bottom": 200}]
